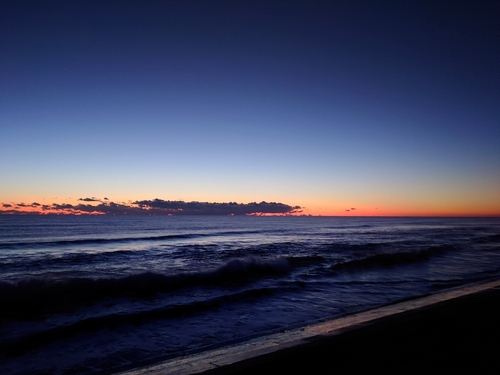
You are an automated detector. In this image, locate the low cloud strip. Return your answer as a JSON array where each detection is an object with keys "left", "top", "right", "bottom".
[{"left": 0, "top": 198, "right": 302, "bottom": 216}]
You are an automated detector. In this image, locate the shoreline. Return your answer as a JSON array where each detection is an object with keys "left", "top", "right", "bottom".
[{"left": 116, "top": 278, "right": 500, "bottom": 375}]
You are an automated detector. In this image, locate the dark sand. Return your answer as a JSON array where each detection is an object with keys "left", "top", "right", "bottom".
[
  {"left": 205, "top": 286, "right": 500, "bottom": 375},
  {"left": 120, "top": 280, "right": 500, "bottom": 375}
]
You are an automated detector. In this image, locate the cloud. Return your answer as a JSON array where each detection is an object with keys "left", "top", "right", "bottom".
[
  {"left": 133, "top": 199, "right": 302, "bottom": 215},
  {"left": 50, "top": 203, "right": 75, "bottom": 210},
  {"left": 78, "top": 197, "right": 101, "bottom": 202},
  {"left": 15, "top": 202, "right": 41, "bottom": 208},
  {"left": 1, "top": 198, "right": 302, "bottom": 216}
]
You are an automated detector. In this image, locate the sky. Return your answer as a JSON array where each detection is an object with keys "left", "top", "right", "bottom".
[{"left": 1, "top": 0, "right": 499, "bottom": 216}]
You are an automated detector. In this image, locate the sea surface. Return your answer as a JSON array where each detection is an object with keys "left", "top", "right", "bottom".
[{"left": 1, "top": 215, "right": 499, "bottom": 374}]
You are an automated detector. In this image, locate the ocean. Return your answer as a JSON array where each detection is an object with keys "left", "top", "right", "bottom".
[{"left": 1, "top": 215, "right": 499, "bottom": 374}]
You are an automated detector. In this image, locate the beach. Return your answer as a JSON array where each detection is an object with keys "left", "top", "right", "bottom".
[
  {"left": 1, "top": 216, "right": 499, "bottom": 375},
  {"left": 119, "top": 279, "right": 500, "bottom": 375}
]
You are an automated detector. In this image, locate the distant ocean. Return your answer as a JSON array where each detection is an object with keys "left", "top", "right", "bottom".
[{"left": 1, "top": 215, "right": 499, "bottom": 375}]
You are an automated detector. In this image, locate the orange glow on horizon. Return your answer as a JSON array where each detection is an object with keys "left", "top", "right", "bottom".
[
  {"left": 303, "top": 207, "right": 500, "bottom": 217},
  {"left": 0, "top": 196, "right": 498, "bottom": 217},
  {"left": 1, "top": 206, "right": 498, "bottom": 217}
]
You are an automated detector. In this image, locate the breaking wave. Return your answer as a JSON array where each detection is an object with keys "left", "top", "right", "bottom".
[
  {"left": 0, "top": 234, "right": 197, "bottom": 250},
  {"left": 331, "top": 245, "right": 453, "bottom": 271},
  {"left": 1, "top": 286, "right": 283, "bottom": 359},
  {"left": 0, "top": 257, "right": 290, "bottom": 320},
  {"left": 0, "top": 229, "right": 271, "bottom": 250}
]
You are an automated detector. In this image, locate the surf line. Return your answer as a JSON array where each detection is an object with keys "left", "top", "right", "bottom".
[{"left": 117, "top": 278, "right": 500, "bottom": 375}]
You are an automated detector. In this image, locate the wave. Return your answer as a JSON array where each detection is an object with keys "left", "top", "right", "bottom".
[
  {"left": 0, "top": 257, "right": 291, "bottom": 320},
  {"left": 331, "top": 245, "right": 454, "bottom": 271},
  {"left": 0, "top": 229, "right": 276, "bottom": 250},
  {"left": 0, "top": 248, "right": 167, "bottom": 273},
  {"left": 478, "top": 233, "right": 500, "bottom": 244},
  {"left": 326, "top": 224, "right": 373, "bottom": 230},
  {"left": 0, "top": 286, "right": 281, "bottom": 359},
  {"left": 287, "top": 255, "right": 326, "bottom": 266},
  {"left": 0, "top": 233, "right": 202, "bottom": 250},
  {"left": 329, "top": 242, "right": 389, "bottom": 253}
]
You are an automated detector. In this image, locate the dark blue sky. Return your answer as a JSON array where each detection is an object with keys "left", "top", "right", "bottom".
[{"left": 1, "top": 1, "right": 499, "bottom": 215}]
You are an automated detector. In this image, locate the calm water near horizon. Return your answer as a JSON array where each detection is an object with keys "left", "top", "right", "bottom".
[{"left": 1, "top": 215, "right": 499, "bottom": 374}]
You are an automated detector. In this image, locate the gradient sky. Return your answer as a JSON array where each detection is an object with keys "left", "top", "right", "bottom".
[{"left": 1, "top": 0, "right": 499, "bottom": 216}]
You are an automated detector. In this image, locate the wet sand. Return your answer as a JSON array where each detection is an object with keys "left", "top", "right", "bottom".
[{"left": 119, "top": 279, "right": 500, "bottom": 375}]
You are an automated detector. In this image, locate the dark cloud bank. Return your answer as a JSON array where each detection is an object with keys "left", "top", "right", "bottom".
[{"left": 1, "top": 198, "right": 302, "bottom": 216}]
